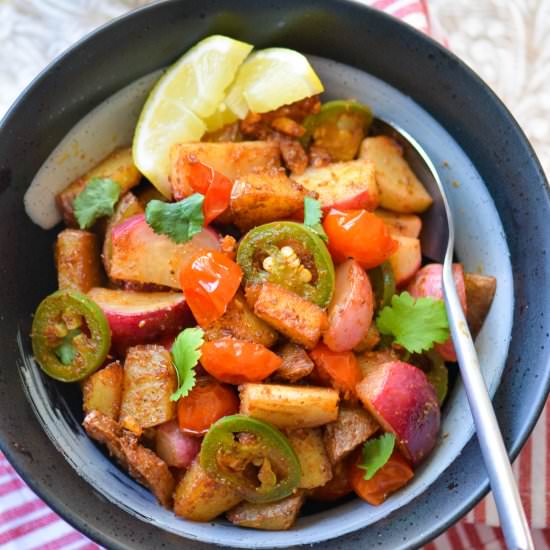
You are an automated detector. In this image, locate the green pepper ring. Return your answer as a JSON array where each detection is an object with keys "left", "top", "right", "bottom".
[
  {"left": 200, "top": 415, "right": 301, "bottom": 503},
  {"left": 369, "top": 261, "right": 396, "bottom": 311},
  {"left": 236, "top": 221, "right": 335, "bottom": 308},
  {"left": 301, "top": 99, "right": 373, "bottom": 148},
  {"left": 31, "top": 289, "right": 111, "bottom": 382}
]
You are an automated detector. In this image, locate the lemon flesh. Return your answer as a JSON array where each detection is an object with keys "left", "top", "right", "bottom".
[
  {"left": 225, "top": 48, "right": 324, "bottom": 118},
  {"left": 133, "top": 35, "right": 253, "bottom": 197}
]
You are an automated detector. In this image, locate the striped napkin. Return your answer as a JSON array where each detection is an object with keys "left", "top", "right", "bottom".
[{"left": 0, "top": 1, "right": 547, "bottom": 548}]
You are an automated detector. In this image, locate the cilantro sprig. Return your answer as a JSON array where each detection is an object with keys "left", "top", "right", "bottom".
[
  {"left": 358, "top": 433, "right": 396, "bottom": 480},
  {"left": 303, "top": 196, "right": 328, "bottom": 242},
  {"left": 376, "top": 292, "right": 449, "bottom": 353},
  {"left": 146, "top": 194, "right": 205, "bottom": 244},
  {"left": 73, "top": 177, "right": 121, "bottom": 229},
  {"left": 170, "top": 327, "right": 204, "bottom": 401}
]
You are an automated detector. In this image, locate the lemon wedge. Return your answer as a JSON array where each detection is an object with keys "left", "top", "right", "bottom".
[
  {"left": 225, "top": 48, "right": 324, "bottom": 118},
  {"left": 133, "top": 35, "right": 253, "bottom": 197},
  {"left": 203, "top": 102, "right": 238, "bottom": 133}
]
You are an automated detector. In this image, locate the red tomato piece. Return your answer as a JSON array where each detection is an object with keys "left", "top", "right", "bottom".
[
  {"left": 349, "top": 448, "right": 414, "bottom": 506},
  {"left": 200, "top": 337, "right": 282, "bottom": 384},
  {"left": 188, "top": 161, "right": 233, "bottom": 225},
  {"left": 177, "top": 378, "right": 239, "bottom": 436},
  {"left": 309, "top": 342, "right": 362, "bottom": 398},
  {"left": 179, "top": 250, "right": 242, "bottom": 327},
  {"left": 323, "top": 209, "right": 398, "bottom": 269}
]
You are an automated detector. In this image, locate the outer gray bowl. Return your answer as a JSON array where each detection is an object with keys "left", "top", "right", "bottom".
[{"left": 0, "top": 1, "right": 549, "bottom": 549}]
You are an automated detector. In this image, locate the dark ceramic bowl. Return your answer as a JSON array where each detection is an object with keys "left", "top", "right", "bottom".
[{"left": 1, "top": 1, "right": 549, "bottom": 549}]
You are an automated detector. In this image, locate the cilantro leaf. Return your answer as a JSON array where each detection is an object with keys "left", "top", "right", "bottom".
[
  {"left": 303, "top": 196, "right": 328, "bottom": 242},
  {"left": 73, "top": 177, "right": 121, "bottom": 229},
  {"left": 146, "top": 194, "right": 205, "bottom": 244},
  {"left": 170, "top": 327, "right": 204, "bottom": 401},
  {"left": 376, "top": 292, "right": 449, "bottom": 353},
  {"left": 358, "top": 433, "right": 396, "bottom": 480}
]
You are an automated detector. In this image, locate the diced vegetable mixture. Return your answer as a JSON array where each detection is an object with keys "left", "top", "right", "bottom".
[{"left": 30, "top": 35, "right": 497, "bottom": 531}]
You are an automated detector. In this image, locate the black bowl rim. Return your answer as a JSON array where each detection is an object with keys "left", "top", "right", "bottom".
[{"left": 0, "top": 1, "right": 549, "bottom": 548}]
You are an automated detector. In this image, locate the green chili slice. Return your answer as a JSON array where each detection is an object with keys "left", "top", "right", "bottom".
[
  {"left": 368, "top": 261, "right": 396, "bottom": 311},
  {"left": 31, "top": 290, "right": 111, "bottom": 382},
  {"left": 236, "top": 221, "right": 335, "bottom": 308},
  {"left": 200, "top": 415, "right": 301, "bottom": 503},
  {"left": 302, "top": 99, "right": 373, "bottom": 161},
  {"left": 409, "top": 350, "right": 448, "bottom": 405}
]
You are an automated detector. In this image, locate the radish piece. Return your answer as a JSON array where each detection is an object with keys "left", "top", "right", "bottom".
[
  {"left": 88, "top": 287, "right": 193, "bottom": 356},
  {"left": 323, "top": 260, "right": 374, "bottom": 352},
  {"left": 110, "top": 214, "right": 220, "bottom": 288},
  {"left": 407, "top": 263, "right": 467, "bottom": 361},
  {"left": 356, "top": 360, "right": 440, "bottom": 465},
  {"left": 294, "top": 160, "right": 379, "bottom": 212},
  {"left": 388, "top": 235, "right": 422, "bottom": 287},
  {"left": 156, "top": 420, "right": 201, "bottom": 468}
]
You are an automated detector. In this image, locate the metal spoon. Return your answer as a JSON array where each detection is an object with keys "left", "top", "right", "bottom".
[{"left": 372, "top": 118, "right": 534, "bottom": 550}]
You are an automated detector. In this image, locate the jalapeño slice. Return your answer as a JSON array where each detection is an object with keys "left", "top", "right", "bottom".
[
  {"left": 368, "top": 261, "right": 396, "bottom": 311},
  {"left": 236, "top": 221, "right": 335, "bottom": 308},
  {"left": 200, "top": 415, "right": 301, "bottom": 503},
  {"left": 31, "top": 290, "right": 111, "bottom": 382},
  {"left": 302, "top": 99, "right": 373, "bottom": 161}
]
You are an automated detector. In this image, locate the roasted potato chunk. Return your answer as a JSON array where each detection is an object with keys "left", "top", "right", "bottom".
[
  {"left": 102, "top": 192, "right": 144, "bottom": 275},
  {"left": 174, "top": 459, "right": 241, "bottom": 522},
  {"left": 119, "top": 345, "right": 177, "bottom": 431},
  {"left": 286, "top": 428, "right": 332, "bottom": 489},
  {"left": 56, "top": 148, "right": 141, "bottom": 226},
  {"left": 239, "top": 383, "right": 339, "bottom": 429},
  {"left": 360, "top": 136, "right": 432, "bottom": 213},
  {"left": 323, "top": 404, "right": 379, "bottom": 464},
  {"left": 55, "top": 229, "right": 103, "bottom": 292},
  {"left": 230, "top": 170, "right": 306, "bottom": 231},
  {"left": 226, "top": 492, "right": 305, "bottom": 530},
  {"left": 170, "top": 141, "right": 281, "bottom": 200},
  {"left": 273, "top": 342, "right": 314, "bottom": 383},
  {"left": 83, "top": 410, "right": 175, "bottom": 507},
  {"left": 82, "top": 361, "right": 123, "bottom": 419},
  {"left": 253, "top": 283, "right": 327, "bottom": 349},
  {"left": 204, "top": 291, "right": 278, "bottom": 348},
  {"left": 465, "top": 272, "right": 497, "bottom": 337}
]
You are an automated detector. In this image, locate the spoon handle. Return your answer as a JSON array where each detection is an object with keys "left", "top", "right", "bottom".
[{"left": 442, "top": 263, "right": 533, "bottom": 550}]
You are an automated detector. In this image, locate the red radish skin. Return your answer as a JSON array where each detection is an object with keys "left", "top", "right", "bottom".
[
  {"left": 110, "top": 214, "right": 220, "bottom": 289},
  {"left": 407, "top": 263, "right": 467, "bottom": 361},
  {"left": 324, "top": 259, "right": 374, "bottom": 352},
  {"left": 87, "top": 288, "right": 193, "bottom": 356},
  {"left": 356, "top": 361, "right": 440, "bottom": 465},
  {"left": 155, "top": 420, "right": 201, "bottom": 468},
  {"left": 330, "top": 189, "right": 379, "bottom": 212},
  {"left": 388, "top": 236, "right": 422, "bottom": 287}
]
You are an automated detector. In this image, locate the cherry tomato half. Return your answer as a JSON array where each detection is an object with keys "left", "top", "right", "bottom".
[
  {"left": 323, "top": 209, "right": 398, "bottom": 269},
  {"left": 349, "top": 448, "right": 414, "bottom": 506},
  {"left": 309, "top": 343, "right": 362, "bottom": 398},
  {"left": 177, "top": 377, "right": 239, "bottom": 436},
  {"left": 200, "top": 337, "right": 282, "bottom": 384},
  {"left": 180, "top": 250, "right": 242, "bottom": 327},
  {"left": 188, "top": 161, "right": 233, "bottom": 225}
]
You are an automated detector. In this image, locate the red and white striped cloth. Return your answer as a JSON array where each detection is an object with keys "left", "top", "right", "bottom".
[{"left": 0, "top": 1, "right": 547, "bottom": 548}]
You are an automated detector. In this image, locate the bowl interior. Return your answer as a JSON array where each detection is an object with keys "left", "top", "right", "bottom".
[{"left": 18, "top": 55, "right": 513, "bottom": 548}]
